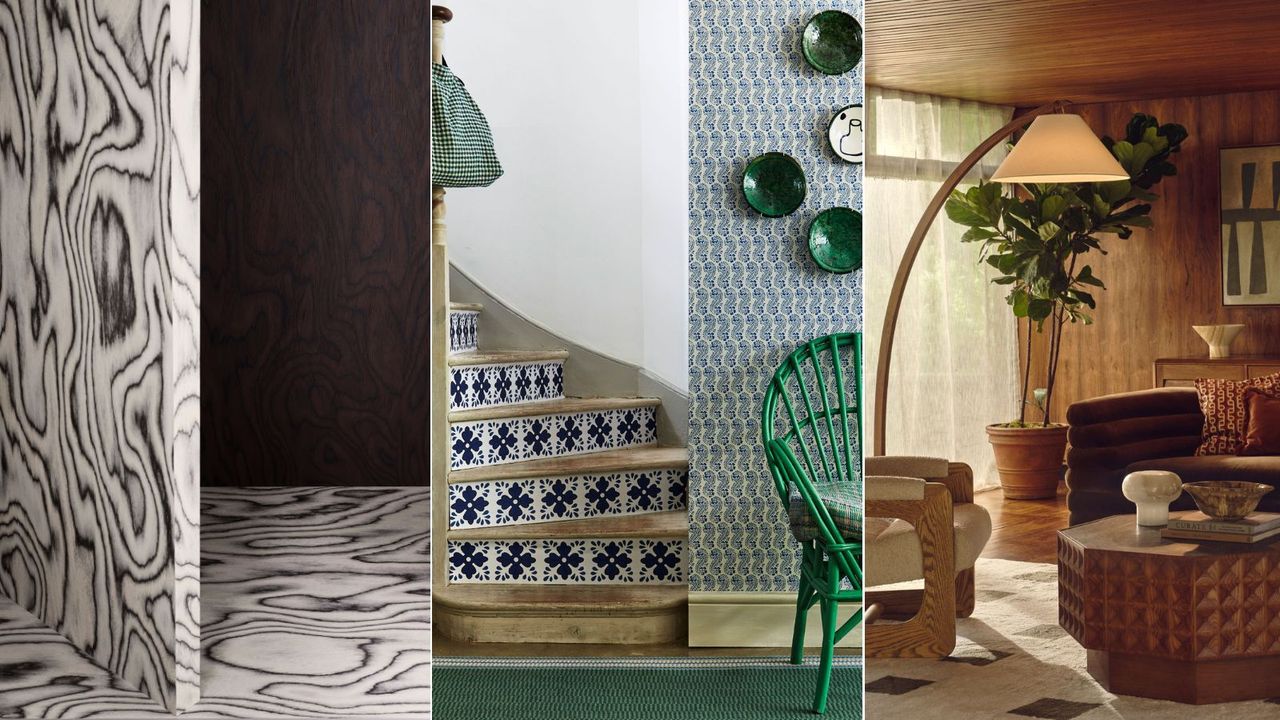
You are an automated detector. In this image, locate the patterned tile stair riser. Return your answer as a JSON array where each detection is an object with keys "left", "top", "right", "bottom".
[
  {"left": 449, "top": 360, "right": 565, "bottom": 411},
  {"left": 447, "top": 539, "right": 687, "bottom": 584},
  {"left": 449, "top": 468, "right": 687, "bottom": 529},
  {"left": 449, "top": 309, "right": 479, "bottom": 354},
  {"left": 450, "top": 406, "right": 658, "bottom": 470}
]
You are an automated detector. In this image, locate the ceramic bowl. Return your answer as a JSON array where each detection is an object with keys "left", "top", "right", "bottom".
[
  {"left": 1182, "top": 481, "right": 1273, "bottom": 521},
  {"left": 808, "top": 207, "right": 862, "bottom": 273},
  {"left": 802, "top": 10, "right": 863, "bottom": 75},
  {"left": 742, "top": 153, "right": 806, "bottom": 217}
]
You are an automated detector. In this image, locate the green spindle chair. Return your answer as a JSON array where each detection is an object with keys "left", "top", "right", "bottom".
[{"left": 761, "top": 332, "right": 863, "bottom": 715}]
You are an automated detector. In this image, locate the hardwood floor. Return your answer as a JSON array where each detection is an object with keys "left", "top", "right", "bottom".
[{"left": 974, "top": 484, "right": 1069, "bottom": 564}]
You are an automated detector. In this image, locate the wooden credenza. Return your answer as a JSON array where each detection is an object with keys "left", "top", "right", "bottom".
[{"left": 1154, "top": 356, "right": 1280, "bottom": 387}]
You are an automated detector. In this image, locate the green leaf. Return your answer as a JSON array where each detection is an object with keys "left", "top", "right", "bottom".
[
  {"left": 945, "top": 195, "right": 990, "bottom": 227},
  {"left": 1027, "top": 298, "right": 1053, "bottom": 321},
  {"left": 1129, "top": 142, "right": 1155, "bottom": 174},
  {"left": 1097, "top": 179, "right": 1131, "bottom": 204},
  {"left": 1041, "top": 194, "right": 1068, "bottom": 221},
  {"left": 980, "top": 180, "right": 1004, "bottom": 207},
  {"left": 961, "top": 227, "right": 998, "bottom": 243},
  {"left": 1010, "top": 290, "right": 1030, "bottom": 317},
  {"left": 1111, "top": 140, "right": 1134, "bottom": 167},
  {"left": 1076, "top": 265, "right": 1105, "bottom": 287}
]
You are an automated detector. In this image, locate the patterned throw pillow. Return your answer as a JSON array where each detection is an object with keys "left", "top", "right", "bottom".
[{"left": 1195, "top": 372, "right": 1280, "bottom": 455}]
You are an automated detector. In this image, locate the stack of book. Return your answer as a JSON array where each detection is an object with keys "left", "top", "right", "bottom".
[{"left": 1162, "top": 511, "right": 1280, "bottom": 544}]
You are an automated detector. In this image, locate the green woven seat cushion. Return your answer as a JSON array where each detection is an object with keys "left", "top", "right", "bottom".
[{"left": 788, "top": 481, "right": 860, "bottom": 542}]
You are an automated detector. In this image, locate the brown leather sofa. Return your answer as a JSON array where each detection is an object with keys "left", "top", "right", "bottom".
[{"left": 1065, "top": 387, "right": 1280, "bottom": 525}]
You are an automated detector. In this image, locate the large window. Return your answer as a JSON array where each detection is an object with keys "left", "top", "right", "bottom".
[{"left": 864, "top": 88, "right": 1019, "bottom": 491}]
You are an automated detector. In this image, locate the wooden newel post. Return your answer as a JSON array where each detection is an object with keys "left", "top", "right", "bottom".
[{"left": 430, "top": 5, "right": 452, "bottom": 592}]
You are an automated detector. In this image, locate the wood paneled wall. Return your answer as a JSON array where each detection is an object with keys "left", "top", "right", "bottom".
[
  {"left": 1029, "top": 91, "right": 1280, "bottom": 421},
  {"left": 201, "top": 0, "right": 431, "bottom": 486}
]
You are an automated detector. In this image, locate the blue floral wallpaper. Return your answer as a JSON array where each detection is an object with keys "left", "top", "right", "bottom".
[{"left": 688, "top": 0, "right": 863, "bottom": 593}]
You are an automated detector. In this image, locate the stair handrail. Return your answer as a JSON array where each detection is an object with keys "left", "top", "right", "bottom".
[{"left": 430, "top": 4, "right": 452, "bottom": 596}]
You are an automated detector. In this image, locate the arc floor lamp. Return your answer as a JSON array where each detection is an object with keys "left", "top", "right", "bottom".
[{"left": 871, "top": 100, "right": 1129, "bottom": 456}]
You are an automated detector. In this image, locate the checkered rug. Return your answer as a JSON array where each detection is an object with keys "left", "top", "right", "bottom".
[{"left": 866, "top": 558, "right": 1280, "bottom": 719}]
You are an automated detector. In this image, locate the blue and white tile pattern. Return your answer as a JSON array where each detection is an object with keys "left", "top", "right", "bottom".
[
  {"left": 449, "top": 407, "right": 658, "bottom": 470},
  {"left": 447, "top": 539, "right": 687, "bottom": 585},
  {"left": 449, "top": 361, "right": 564, "bottom": 411},
  {"left": 448, "top": 468, "right": 688, "bottom": 529},
  {"left": 449, "top": 310, "right": 479, "bottom": 354}
]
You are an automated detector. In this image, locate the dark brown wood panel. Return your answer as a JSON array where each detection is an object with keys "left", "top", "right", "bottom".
[
  {"left": 1025, "top": 91, "right": 1280, "bottom": 422},
  {"left": 201, "top": 0, "right": 431, "bottom": 486},
  {"left": 867, "top": 0, "right": 1280, "bottom": 106}
]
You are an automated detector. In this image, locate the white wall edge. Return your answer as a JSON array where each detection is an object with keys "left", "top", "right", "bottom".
[
  {"left": 689, "top": 592, "right": 862, "bottom": 649},
  {"left": 450, "top": 261, "right": 689, "bottom": 393}
]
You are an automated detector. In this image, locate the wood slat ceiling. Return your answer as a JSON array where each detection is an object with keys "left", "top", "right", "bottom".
[{"left": 866, "top": 0, "right": 1280, "bottom": 107}]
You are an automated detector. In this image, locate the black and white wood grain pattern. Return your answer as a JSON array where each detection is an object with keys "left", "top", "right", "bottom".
[
  {"left": 0, "top": 0, "right": 196, "bottom": 711},
  {"left": 0, "top": 597, "right": 172, "bottom": 718},
  {"left": 168, "top": 0, "right": 201, "bottom": 709},
  {"left": 189, "top": 487, "right": 430, "bottom": 718}
]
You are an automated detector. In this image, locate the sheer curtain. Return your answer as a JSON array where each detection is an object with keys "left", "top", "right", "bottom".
[{"left": 864, "top": 88, "right": 1019, "bottom": 492}]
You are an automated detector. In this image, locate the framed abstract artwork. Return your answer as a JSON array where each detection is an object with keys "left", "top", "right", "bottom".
[{"left": 1220, "top": 144, "right": 1280, "bottom": 306}]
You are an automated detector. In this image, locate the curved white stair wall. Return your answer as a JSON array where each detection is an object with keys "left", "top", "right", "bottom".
[{"left": 450, "top": 264, "right": 688, "bottom": 445}]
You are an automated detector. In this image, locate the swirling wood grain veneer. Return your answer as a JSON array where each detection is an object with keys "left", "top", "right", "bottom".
[{"left": 0, "top": 0, "right": 196, "bottom": 711}]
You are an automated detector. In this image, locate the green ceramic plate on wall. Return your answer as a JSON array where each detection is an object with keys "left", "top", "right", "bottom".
[
  {"left": 802, "top": 10, "right": 863, "bottom": 75},
  {"left": 808, "top": 207, "right": 862, "bottom": 273},
  {"left": 742, "top": 153, "right": 806, "bottom": 217}
]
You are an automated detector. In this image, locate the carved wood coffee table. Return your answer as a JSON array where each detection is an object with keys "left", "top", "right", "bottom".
[{"left": 1058, "top": 515, "right": 1280, "bottom": 704}]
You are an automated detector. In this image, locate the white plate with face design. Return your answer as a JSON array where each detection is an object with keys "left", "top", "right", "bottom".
[{"left": 828, "top": 104, "right": 863, "bottom": 163}]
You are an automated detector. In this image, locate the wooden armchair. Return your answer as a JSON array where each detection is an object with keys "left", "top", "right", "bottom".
[{"left": 864, "top": 457, "right": 990, "bottom": 658}]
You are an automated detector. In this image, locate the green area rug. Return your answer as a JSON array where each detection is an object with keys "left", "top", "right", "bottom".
[{"left": 434, "top": 657, "right": 861, "bottom": 720}]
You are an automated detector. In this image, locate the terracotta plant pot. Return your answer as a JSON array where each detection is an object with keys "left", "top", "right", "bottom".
[{"left": 986, "top": 423, "right": 1069, "bottom": 500}]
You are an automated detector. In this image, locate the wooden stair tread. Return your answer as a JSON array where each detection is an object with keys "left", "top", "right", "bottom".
[
  {"left": 448, "top": 349, "right": 569, "bottom": 366},
  {"left": 449, "top": 397, "right": 661, "bottom": 423},
  {"left": 449, "top": 447, "right": 687, "bottom": 483},
  {"left": 436, "top": 583, "right": 688, "bottom": 613},
  {"left": 449, "top": 510, "right": 688, "bottom": 541},
  {"left": 449, "top": 302, "right": 483, "bottom": 312}
]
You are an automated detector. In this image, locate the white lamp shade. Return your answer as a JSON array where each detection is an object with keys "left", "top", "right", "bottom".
[{"left": 991, "top": 114, "right": 1129, "bottom": 184}]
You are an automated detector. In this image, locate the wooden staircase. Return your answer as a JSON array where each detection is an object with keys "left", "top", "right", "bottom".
[
  {"left": 430, "top": 7, "right": 686, "bottom": 644},
  {"left": 435, "top": 302, "right": 689, "bottom": 644}
]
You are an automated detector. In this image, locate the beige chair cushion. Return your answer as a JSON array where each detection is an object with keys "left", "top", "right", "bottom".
[
  {"left": 865, "top": 456, "right": 949, "bottom": 480},
  {"left": 864, "top": 503, "right": 992, "bottom": 587}
]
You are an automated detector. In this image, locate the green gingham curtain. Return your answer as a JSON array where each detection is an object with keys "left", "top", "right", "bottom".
[{"left": 430, "top": 62, "right": 503, "bottom": 187}]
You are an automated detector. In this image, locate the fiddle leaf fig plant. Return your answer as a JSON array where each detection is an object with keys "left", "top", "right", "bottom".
[{"left": 945, "top": 113, "right": 1188, "bottom": 426}]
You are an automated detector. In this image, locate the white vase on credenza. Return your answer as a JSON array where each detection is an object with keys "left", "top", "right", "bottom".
[{"left": 1192, "top": 323, "right": 1245, "bottom": 359}]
